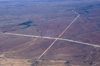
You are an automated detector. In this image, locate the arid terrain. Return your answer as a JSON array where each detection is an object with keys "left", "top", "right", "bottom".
[{"left": 0, "top": 0, "right": 100, "bottom": 66}]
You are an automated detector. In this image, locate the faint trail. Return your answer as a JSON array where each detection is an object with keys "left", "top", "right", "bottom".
[
  {"left": 0, "top": 22, "right": 22, "bottom": 26},
  {"left": 38, "top": 10, "right": 80, "bottom": 59},
  {"left": 91, "top": 63, "right": 99, "bottom": 66}
]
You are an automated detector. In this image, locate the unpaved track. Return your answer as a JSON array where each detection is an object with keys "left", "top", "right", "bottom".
[
  {"left": 0, "top": 32, "right": 99, "bottom": 47},
  {"left": 38, "top": 10, "right": 80, "bottom": 59}
]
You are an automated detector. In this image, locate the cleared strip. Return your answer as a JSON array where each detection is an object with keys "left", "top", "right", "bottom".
[
  {"left": 38, "top": 10, "right": 80, "bottom": 59},
  {"left": 0, "top": 32, "right": 99, "bottom": 48}
]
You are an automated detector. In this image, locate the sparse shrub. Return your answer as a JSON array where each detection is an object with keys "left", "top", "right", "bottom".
[
  {"left": 35, "top": 61, "right": 39, "bottom": 64},
  {"left": 83, "top": 61, "right": 86, "bottom": 63},
  {"left": 33, "top": 24, "right": 37, "bottom": 26},
  {"left": 89, "top": 62, "right": 93, "bottom": 65},
  {"left": 65, "top": 60, "right": 70, "bottom": 64},
  {"left": 31, "top": 60, "right": 39, "bottom": 66}
]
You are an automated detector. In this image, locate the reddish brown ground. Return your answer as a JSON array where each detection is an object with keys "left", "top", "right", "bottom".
[
  {"left": 0, "top": 11, "right": 76, "bottom": 37},
  {"left": 41, "top": 40, "right": 100, "bottom": 62},
  {"left": 60, "top": 7, "right": 100, "bottom": 45},
  {"left": 0, "top": 1, "right": 100, "bottom": 65},
  {"left": 0, "top": 34, "right": 54, "bottom": 59}
]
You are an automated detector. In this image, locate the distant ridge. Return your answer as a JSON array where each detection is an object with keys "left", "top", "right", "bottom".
[
  {"left": 1, "top": 0, "right": 84, "bottom": 2},
  {"left": 0, "top": 0, "right": 99, "bottom": 2}
]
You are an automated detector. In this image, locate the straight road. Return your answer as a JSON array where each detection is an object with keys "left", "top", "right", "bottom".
[
  {"left": 38, "top": 10, "right": 80, "bottom": 59},
  {"left": 0, "top": 10, "right": 99, "bottom": 60},
  {"left": 0, "top": 32, "right": 100, "bottom": 48}
]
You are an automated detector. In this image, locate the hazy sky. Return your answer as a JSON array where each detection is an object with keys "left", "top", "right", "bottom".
[
  {"left": 0, "top": 0, "right": 67, "bottom": 1},
  {"left": 0, "top": 0, "right": 87, "bottom": 2}
]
